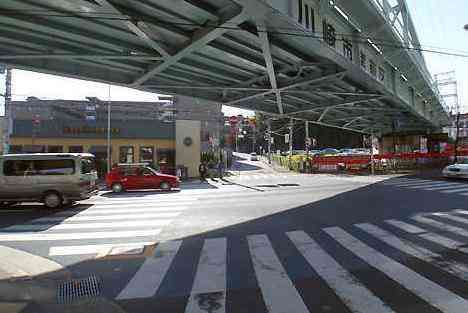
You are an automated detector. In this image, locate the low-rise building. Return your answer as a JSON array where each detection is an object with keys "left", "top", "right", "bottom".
[{"left": 7, "top": 96, "right": 223, "bottom": 177}]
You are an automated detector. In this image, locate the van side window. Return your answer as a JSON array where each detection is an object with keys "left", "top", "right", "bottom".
[
  {"left": 3, "top": 159, "right": 75, "bottom": 176},
  {"left": 4, "top": 160, "right": 33, "bottom": 176}
]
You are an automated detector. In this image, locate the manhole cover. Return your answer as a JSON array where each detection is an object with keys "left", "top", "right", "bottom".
[{"left": 57, "top": 275, "right": 101, "bottom": 304}]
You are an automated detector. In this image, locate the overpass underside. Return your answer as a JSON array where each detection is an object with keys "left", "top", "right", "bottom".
[{"left": 0, "top": 0, "right": 449, "bottom": 135}]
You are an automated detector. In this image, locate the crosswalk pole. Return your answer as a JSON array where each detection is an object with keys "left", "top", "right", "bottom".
[{"left": 267, "top": 119, "right": 272, "bottom": 164}]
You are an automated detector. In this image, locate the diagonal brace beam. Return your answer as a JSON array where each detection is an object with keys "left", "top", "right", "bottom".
[
  {"left": 257, "top": 21, "right": 283, "bottom": 114},
  {"left": 94, "top": 0, "right": 170, "bottom": 57},
  {"left": 131, "top": 10, "right": 248, "bottom": 87}
]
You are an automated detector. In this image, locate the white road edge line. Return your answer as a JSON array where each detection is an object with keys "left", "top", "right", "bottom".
[
  {"left": 49, "top": 241, "right": 156, "bottom": 256},
  {"left": 0, "top": 229, "right": 161, "bottom": 241}
]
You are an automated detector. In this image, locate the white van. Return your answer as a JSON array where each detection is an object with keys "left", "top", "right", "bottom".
[{"left": 0, "top": 153, "right": 98, "bottom": 209}]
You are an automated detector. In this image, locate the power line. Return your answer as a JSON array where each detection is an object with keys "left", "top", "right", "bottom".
[{"left": 1, "top": 9, "right": 468, "bottom": 58}]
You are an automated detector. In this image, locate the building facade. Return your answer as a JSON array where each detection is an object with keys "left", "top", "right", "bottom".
[{"left": 8, "top": 97, "right": 223, "bottom": 177}]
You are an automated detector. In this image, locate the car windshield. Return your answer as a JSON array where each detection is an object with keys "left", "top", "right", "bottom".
[{"left": 2, "top": 1, "right": 467, "bottom": 313}]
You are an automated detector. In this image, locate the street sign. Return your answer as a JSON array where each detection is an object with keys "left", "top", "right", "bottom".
[{"left": 284, "top": 134, "right": 289, "bottom": 143}]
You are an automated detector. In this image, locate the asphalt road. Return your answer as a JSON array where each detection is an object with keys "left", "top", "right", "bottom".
[{"left": 1, "top": 156, "right": 468, "bottom": 313}]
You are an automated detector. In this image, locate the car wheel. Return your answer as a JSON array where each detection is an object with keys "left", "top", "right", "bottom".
[
  {"left": 112, "top": 183, "right": 124, "bottom": 193},
  {"left": 43, "top": 192, "right": 63, "bottom": 209},
  {"left": 160, "top": 181, "right": 171, "bottom": 191}
]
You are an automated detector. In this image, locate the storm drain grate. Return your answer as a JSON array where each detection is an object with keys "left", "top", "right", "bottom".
[{"left": 57, "top": 275, "right": 101, "bottom": 304}]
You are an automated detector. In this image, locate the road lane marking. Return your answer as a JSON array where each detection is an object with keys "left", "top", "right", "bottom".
[
  {"left": 49, "top": 241, "right": 155, "bottom": 256},
  {"left": 287, "top": 230, "right": 394, "bottom": 313},
  {"left": 324, "top": 227, "right": 468, "bottom": 313},
  {"left": 3, "top": 220, "right": 172, "bottom": 231},
  {"left": 441, "top": 187, "right": 468, "bottom": 194},
  {"left": 52, "top": 206, "right": 189, "bottom": 216},
  {"left": 33, "top": 212, "right": 181, "bottom": 223},
  {"left": 406, "top": 182, "right": 456, "bottom": 189},
  {"left": 355, "top": 223, "right": 468, "bottom": 281},
  {"left": 247, "top": 234, "right": 309, "bottom": 313},
  {"left": 385, "top": 219, "right": 425, "bottom": 234},
  {"left": 385, "top": 219, "right": 466, "bottom": 251},
  {"left": 432, "top": 213, "right": 468, "bottom": 226},
  {"left": 412, "top": 216, "right": 468, "bottom": 238},
  {"left": 185, "top": 238, "right": 227, "bottom": 313},
  {"left": 0, "top": 229, "right": 160, "bottom": 241},
  {"left": 117, "top": 240, "right": 182, "bottom": 300},
  {"left": 421, "top": 183, "right": 465, "bottom": 191}
]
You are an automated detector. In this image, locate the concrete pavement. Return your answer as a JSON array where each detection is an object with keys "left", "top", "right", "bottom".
[{"left": 1, "top": 157, "right": 468, "bottom": 312}]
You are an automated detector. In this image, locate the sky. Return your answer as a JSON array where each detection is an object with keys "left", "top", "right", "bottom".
[{"left": 1, "top": 0, "right": 467, "bottom": 116}]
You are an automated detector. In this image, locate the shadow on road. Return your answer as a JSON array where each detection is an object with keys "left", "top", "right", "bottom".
[{"left": 3, "top": 175, "right": 468, "bottom": 312}]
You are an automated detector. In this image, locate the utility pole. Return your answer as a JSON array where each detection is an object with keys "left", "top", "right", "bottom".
[
  {"left": 305, "top": 120, "right": 310, "bottom": 157},
  {"left": 267, "top": 119, "right": 272, "bottom": 164},
  {"left": 454, "top": 111, "right": 461, "bottom": 163},
  {"left": 106, "top": 85, "right": 112, "bottom": 173},
  {"left": 2, "top": 67, "right": 12, "bottom": 155},
  {"left": 289, "top": 118, "right": 293, "bottom": 157},
  {"left": 370, "top": 129, "right": 375, "bottom": 175}
]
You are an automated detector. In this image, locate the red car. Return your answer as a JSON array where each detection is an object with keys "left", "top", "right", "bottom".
[{"left": 105, "top": 164, "right": 179, "bottom": 193}]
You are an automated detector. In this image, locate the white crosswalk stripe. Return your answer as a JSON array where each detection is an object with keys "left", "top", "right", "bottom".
[
  {"left": 0, "top": 197, "right": 190, "bottom": 255},
  {"left": 412, "top": 215, "right": 468, "bottom": 238},
  {"left": 324, "top": 226, "right": 468, "bottom": 313},
  {"left": 185, "top": 238, "right": 227, "bottom": 313},
  {"left": 382, "top": 178, "right": 468, "bottom": 196},
  {"left": 355, "top": 223, "right": 468, "bottom": 281},
  {"left": 385, "top": 219, "right": 468, "bottom": 251},
  {"left": 247, "top": 234, "right": 310, "bottom": 313},
  {"left": 287, "top": 230, "right": 395, "bottom": 313},
  {"left": 111, "top": 213, "right": 468, "bottom": 312},
  {"left": 117, "top": 240, "right": 182, "bottom": 300}
]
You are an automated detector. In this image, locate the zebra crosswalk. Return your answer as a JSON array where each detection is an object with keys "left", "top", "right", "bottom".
[
  {"left": 381, "top": 177, "right": 468, "bottom": 196},
  {"left": 114, "top": 209, "right": 468, "bottom": 312},
  {"left": 0, "top": 197, "right": 194, "bottom": 256}
]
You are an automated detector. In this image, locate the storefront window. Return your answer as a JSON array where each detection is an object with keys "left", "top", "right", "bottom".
[
  {"left": 48, "top": 145, "right": 63, "bottom": 153},
  {"left": 9, "top": 145, "right": 23, "bottom": 153},
  {"left": 69, "top": 146, "right": 84, "bottom": 153},
  {"left": 119, "top": 146, "right": 134, "bottom": 163},
  {"left": 156, "top": 148, "right": 175, "bottom": 174},
  {"left": 23, "top": 145, "right": 46, "bottom": 153},
  {"left": 140, "top": 146, "right": 154, "bottom": 165}
]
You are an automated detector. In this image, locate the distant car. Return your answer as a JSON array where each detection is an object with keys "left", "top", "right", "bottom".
[
  {"left": 442, "top": 158, "right": 468, "bottom": 179},
  {"left": 318, "top": 148, "right": 340, "bottom": 156},
  {"left": 106, "top": 164, "right": 179, "bottom": 193},
  {"left": 250, "top": 153, "right": 258, "bottom": 161}
]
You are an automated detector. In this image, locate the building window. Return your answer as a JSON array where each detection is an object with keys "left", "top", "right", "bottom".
[
  {"left": 140, "top": 146, "right": 154, "bottom": 164},
  {"left": 369, "top": 60, "right": 377, "bottom": 77},
  {"left": 360, "top": 51, "right": 367, "bottom": 70},
  {"left": 310, "top": 7, "right": 315, "bottom": 32},
  {"left": 323, "top": 22, "right": 336, "bottom": 47},
  {"left": 298, "top": 0, "right": 303, "bottom": 23},
  {"left": 378, "top": 67, "right": 386, "bottom": 82},
  {"left": 69, "top": 146, "right": 83, "bottom": 153},
  {"left": 48, "top": 145, "right": 63, "bottom": 153},
  {"left": 119, "top": 146, "right": 134, "bottom": 163},
  {"left": 343, "top": 39, "right": 353, "bottom": 61}
]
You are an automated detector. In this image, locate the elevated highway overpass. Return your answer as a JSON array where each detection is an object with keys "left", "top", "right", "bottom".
[{"left": 0, "top": 0, "right": 450, "bottom": 135}]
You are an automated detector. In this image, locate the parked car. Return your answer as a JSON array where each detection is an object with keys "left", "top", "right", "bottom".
[
  {"left": 250, "top": 152, "right": 258, "bottom": 161},
  {"left": 318, "top": 148, "right": 340, "bottom": 156},
  {"left": 442, "top": 158, "right": 468, "bottom": 179},
  {"left": 106, "top": 164, "right": 179, "bottom": 193},
  {"left": 0, "top": 153, "right": 98, "bottom": 209}
]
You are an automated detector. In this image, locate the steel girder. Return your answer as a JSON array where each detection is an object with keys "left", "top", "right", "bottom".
[{"left": 0, "top": 0, "right": 445, "bottom": 134}]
